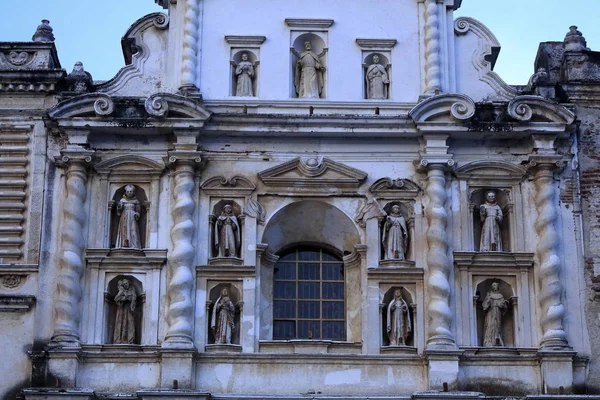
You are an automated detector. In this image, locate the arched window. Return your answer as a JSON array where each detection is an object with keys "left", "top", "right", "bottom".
[{"left": 273, "top": 246, "right": 345, "bottom": 340}]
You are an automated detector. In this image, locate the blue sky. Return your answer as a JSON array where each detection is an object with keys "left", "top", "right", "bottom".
[{"left": 0, "top": 1, "right": 597, "bottom": 85}]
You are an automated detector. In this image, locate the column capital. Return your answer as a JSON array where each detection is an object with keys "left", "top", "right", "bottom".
[
  {"left": 414, "top": 158, "right": 455, "bottom": 173},
  {"left": 526, "top": 155, "right": 566, "bottom": 173},
  {"left": 164, "top": 151, "right": 202, "bottom": 169},
  {"left": 55, "top": 149, "right": 96, "bottom": 168}
]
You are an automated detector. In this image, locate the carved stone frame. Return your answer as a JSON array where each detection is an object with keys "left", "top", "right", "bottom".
[
  {"left": 356, "top": 39, "right": 397, "bottom": 100},
  {"left": 225, "top": 35, "right": 265, "bottom": 97}
]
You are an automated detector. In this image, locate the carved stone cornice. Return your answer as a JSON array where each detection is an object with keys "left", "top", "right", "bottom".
[
  {"left": 355, "top": 39, "right": 397, "bottom": 50},
  {"left": 0, "top": 295, "right": 36, "bottom": 312},
  {"left": 224, "top": 36, "right": 266, "bottom": 46},
  {"left": 201, "top": 176, "right": 256, "bottom": 196},
  {"left": 453, "top": 252, "right": 534, "bottom": 269},
  {"left": 410, "top": 94, "right": 475, "bottom": 124},
  {"left": 284, "top": 18, "right": 334, "bottom": 29},
  {"left": 507, "top": 95, "right": 575, "bottom": 124},
  {"left": 369, "top": 178, "right": 422, "bottom": 199},
  {"left": 0, "top": 41, "right": 61, "bottom": 70}
]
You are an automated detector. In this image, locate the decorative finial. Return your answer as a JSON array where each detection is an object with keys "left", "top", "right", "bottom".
[
  {"left": 66, "top": 61, "right": 93, "bottom": 93},
  {"left": 32, "top": 19, "right": 55, "bottom": 42},
  {"left": 564, "top": 25, "right": 586, "bottom": 52}
]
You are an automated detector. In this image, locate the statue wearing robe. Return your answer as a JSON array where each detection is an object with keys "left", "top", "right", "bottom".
[
  {"left": 366, "top": 56, "right": 389, "bottom": 99},
  {"left": 113, "top": 279, "right": 137, "bottom": 344},
  {"left": 382, "top": 205, "right": 408, "bottom": 260},
  {"left": 234, "top": 53, "right": 255, "bottom": 96},
  {"left": 294, "top": 41, "right": 324, "bottom": 99},
  {"left": 387, "top": 289, "right": 411, "bottom": 346},
  {"left": 211, "top": 288, "right": 235, "bottom": 344},
  {"left": 482, "top": 282, "right": 509, "bottom": 346},
  {"left": 115, "top": 185, "right": 141, "bottom": 249},
  {"left": 214, "top": 205, "right": 241, "bottom": 258},
  {"left": 480, "top": 191, "right": 503, "bottom": 252}
]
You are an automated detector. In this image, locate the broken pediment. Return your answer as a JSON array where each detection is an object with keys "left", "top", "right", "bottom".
[
  {"left": 369, "top": 178, "right": 422, "bottom": 199},
  {"left": 258, "top": 157, "right": 367, "bottom": 189},
  {"left": 201, "top": 176, "right": 256, "bottom": 196}
]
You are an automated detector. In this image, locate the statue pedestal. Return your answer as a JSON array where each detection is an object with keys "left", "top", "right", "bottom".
[
  {"left": 538, "top": 349, "right": 576, "bottom": 394},
  {"left": 425, "top": 349, "right": 463, "bottom": 391},
  {"left": 205, "top": 343, "right": 242, "bottom": 353},
  {"left": 46, "top": 347, "right": 81, "bottom": 388},
  {"left": 207, "top": 257, "right": 243, "bottom": 266},
  {"left": 160, "top": 348, "right": 196, "bottom": 389}
]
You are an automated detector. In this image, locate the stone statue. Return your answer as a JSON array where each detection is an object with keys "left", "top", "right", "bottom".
[
  {"left": 32, "top": 19, "right": 55, "bottom": 42},
  {"left": 113, "top": 278, "right": 137, "bottom": 344},
  {"left": 292, "top": 41, "right": 325, "bottom": 99},
  {"left": 214, "top": 204, "right": 240, "bottom": 258},
  {"left": 366, "top": 55, "right": 389, "bottom": 99},
  {"left": 482, "top": 282, "right": 509, "bottom": 347},
  {"left": 115, "top": 185, "right": 142, "bottom": 249},
  {"left": 387, "top": 289, "right": 411, "bottom": 346},
  {"left": 66, "top": 61, "right": 93, "bottom": 93},
  {"left": 211, "top": 287, "right": 235, "bottom": 344},
  {"left": 479, "top": 191, "right": 503, "bottom": 252},
  {"left": 382, "top": 205, "right": 408, "bottom": 260},
  {"left": 232, "top": 53, "right": 255, "bottom": 96}
]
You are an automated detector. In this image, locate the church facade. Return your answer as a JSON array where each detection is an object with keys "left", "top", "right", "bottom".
[{"left": 2, "top": 0, "right": 600, "bottom": 398}]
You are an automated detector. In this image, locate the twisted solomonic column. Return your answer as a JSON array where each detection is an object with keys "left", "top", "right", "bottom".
[
  {"left": 529, "top": 158, "right": 569, "bottom": 349},
  {"left": 164, "top": 155, "right": 201, "bottom": 347},
  {"left": 423, "top": 0, "right": 442, "bottom": 95},
  {"left": 51, "top": 153, "right": 94, "bottom": 347},
  {"left": 181, "top": 0, "right": 199, "bottom": 90},
  {"left": 420, "top": 160, "right": 456, "bottom": 348}
]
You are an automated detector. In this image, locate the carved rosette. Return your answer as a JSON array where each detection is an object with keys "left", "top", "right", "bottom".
[
  {"left": 423, "top": 0, "right": 442, "bottom": 95},
  {"left": 423, "top": 164, "right": 455, "bottom": 348},
  {"left": 181, "top": 0, "right": 199, "bottom": 89},
  {"left": 52, "top": 153, "right": 94, "bottom": 346},
  {"left": 529, "top": 158, "right": 569, "bottom": 348},
  {"left": 164, "top": 155, "right": 201, "bottom": 346}
]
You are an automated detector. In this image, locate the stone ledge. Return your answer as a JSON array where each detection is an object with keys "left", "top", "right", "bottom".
[
  {"left": 0, "top": 294, "right": 35, "bottom": 312},
  {"left": 22, "top": 388, "right": 95, "bottom": 400}
]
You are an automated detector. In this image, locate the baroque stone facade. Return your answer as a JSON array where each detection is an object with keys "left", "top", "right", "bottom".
[{"left": 1, "top": 1, "right": 600, "bottom": 399}]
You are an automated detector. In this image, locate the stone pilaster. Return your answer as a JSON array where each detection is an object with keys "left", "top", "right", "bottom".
[{"left": 164, "top": 152, "right": 201, "bottom": 348}]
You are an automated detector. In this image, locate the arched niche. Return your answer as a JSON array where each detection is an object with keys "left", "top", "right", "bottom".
[
  {"left": 475, "top": 278, "right": 514, "bottom": 347},
  {"left": 291, "top": 33, "right": 327, "bottom": 99},
  {"left": 207, "top": 283, "right": 241, "bottom": 345},
  {"left": 471, "top": 189, "right": 510, "bottom": 252},
  {"left": 105, "top": 275, "right": 144, "bottom": 345},
  {"left": 262, "top": 200, "right": 361, "bottom": 255},
  {"left": 363, "top": 53, "right": 391, "bottom": 100},
  {"left": 110, "top": 185, "right": 148, "bottom": 249},
  {"left": 381, "top": 201, "right": 413, "bottom": 261},
  {"left": 231, "top": 50, "right": 258, "bottom": 97},
  {"left": 210, "top": 200, "right": 243, "bottom": 260},
  {"left": 381, "top": 286, "right": 414, "bottom": 347}
]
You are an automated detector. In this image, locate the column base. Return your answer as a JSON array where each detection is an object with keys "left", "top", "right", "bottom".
[
  {"left": 46, "top": 347, "right": 82, "bottom": 388},
  {"left": 425, "top": 349, "right": 463, "bottom": 391},
  {"left": 538, "top": 349, "right": 576, "bottom": 394},
  {"left": 160, "top": 348, "right": 196, "bottom": 389}
]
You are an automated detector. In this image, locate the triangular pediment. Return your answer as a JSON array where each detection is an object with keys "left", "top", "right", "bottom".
[{"left": 258, "top": 157, "right": 367, "bottom": 189}]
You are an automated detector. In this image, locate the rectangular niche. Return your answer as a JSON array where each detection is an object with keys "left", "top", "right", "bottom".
[
  {"left": 454, "top": 252, "right": 535, "bottom": 349},
  {"left": 225, "top": 35, "right": 265, "bottom": 97},
  {"left": 356, "top": 39, "right": 397, "bottom": 100},
  {"left": 286, "top": 18, "right": 333, "bottom": 99}
]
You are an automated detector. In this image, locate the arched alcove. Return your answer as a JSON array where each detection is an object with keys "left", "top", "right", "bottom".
[
  {"left": 105, "top": 275, "right": 144, "bottom": 344},
  {"left": 291, "top": 33, "right": 327, "bottom": 99},
  {"left": 207, "top": 283, "right": 241, "bottom": 345},
  {"left": 110, "top": 185, "right": 148, "bottom": 249},
  {"left": 471, "top": 189, "right": 510, "bottom": 252},
  {"left": 211, "top": 200, "right": 243, "bottom": 259},
  {"left": 231, "top": 50, "right": 258, "bottom": 97},
  {"left": 381, "top": 286, "right": 414, "bottom": 347},
  {"left": 381, "top": 201, "right": 413, "bottom": 261},
  {"left": 475, "top": 278, "right": 514, "bottom": 347},
  {"left": 261, "top": 200, "right": 361, "bottom": 255}
]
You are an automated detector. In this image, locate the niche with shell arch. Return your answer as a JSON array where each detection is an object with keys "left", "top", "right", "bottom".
[
  {"left": 291, "top": 33, "right": 327, "bottom": 99},
  {"left": 475, "top": 278, "right": 515, "bottom": 347},
  {"left": 231, "top": 50, "right": 259, "bottom": 97},
  {"left": 210, "top": 200, "right": 244, "bottom": 261},
  {"left": 363, "top": 53, "right": 391, "bottom": 100},
  {"left": 105, "top": 275, "right": 144, "bottom": 345},
  {"left": 380, "top": 201, "right": 413, "bottom": 262},
  {"left": 110, "top": 185, "right": 148, "bottom": 249},
  {"left": 381, "top": 286, "right": 415, "bottom": 347},
  {"left": 207, "top": 283, "right": 241, "bottom": 346},
  {"left": 471, "top": 189, "right": 511, "bottom": 252}
]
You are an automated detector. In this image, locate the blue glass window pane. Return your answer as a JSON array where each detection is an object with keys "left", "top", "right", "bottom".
[
  {"left": 322, "top": 264, "right": 343, "bottom": 280},
  {"left": 273, "top": 321, "right": 295, "bottom": 340},
  {"left": 298, "top": 301, "right": 320, "bottom": 318},
  {"left": 298, "top": 282, "right": 320, "bottom": 299},
  {"left": 322, "top": 282, "right": 344, "bottom": 299},
  {"left": 298, "top": 263, "right": 320, "bottom": 280},
  {"left": 298, "top": 250, "right": 320, "bottom": 261},
  {"left": 274, "top": 300, "right": 296, "bottom": 318},
  {"left": 279, "top": 251, "right": 296, "bottom": 261},
  {"left": 274, "top": 281, "right": 296, "bottom": 299},
  {"left": 298, "top": 320, "right": 321, "bottom": 339},
  {"left": 322, "top": 321, "right": 345, "bottom": 340},
  {"left": 274, "top": 262, "right": 296, "bottom": 280},
  {"left": 322, "top": 301, "right": 344, "bottom": 319},
  {"left": 322, "top": 252, "right": 339, "bottom": 262}
]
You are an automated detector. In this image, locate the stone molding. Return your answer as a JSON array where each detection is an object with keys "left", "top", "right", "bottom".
[
  {"left": 200, "top": 176, "right": 256, "bottom": 196},
  {"left": 369, "top": 178, "right": 422, "bottom": 199},
  {"left": 258, "top": 157, "right": 367, "bottom": 189},
  {"left": 85, "top": 248, "right": 167, "bottom": 270},
  {"left": 94, "top": 155, "right": 165, "bottom": 177},
  {"left": 454, "top": 161, "right": 527, "bottom": 183},
  {"left": 507, "top": 95, "right": 575, "bottom": 124},
  {"left": 224, "top": 36, "right": 266, "bottom": 46},
  {"left": 0, "top": 295, "right": 35, "bottom": 312},
  {"left": 410, "top": 93, "right": 476, "bottom": 123},
  {"left": 48, "top": 93, "right": 116, "bottom": 119},
  {"left": 355, "top": 39, "right": 397, "bottom": 50},
  {"left": 454, "top": 17, "right": 518, "bottom": 101},
  {"left": 284, "top": 18, "right": 334, "bottom": 29},
  {"left": 0, "top": 41, "right": 61, "bottom": 70}
]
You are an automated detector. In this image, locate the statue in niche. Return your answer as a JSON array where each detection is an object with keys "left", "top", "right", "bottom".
[
  {"left": 382, "top": 205, "right": 408, "bottom": 260},
  {"left": 113, "top": 278, "right": 137, "bottom": 344},
  {"left": 232, "top": 52, "right": 255, "bottom": 97},
  {"left": 115, "top": 185, "right": 142, "bottom": 249},
  {"left": 214, "top": 204, "right": 240, "bottom": 258},
  {"left": 366, "top": 55, "right": 389, "bottom": 100},
  {"left": 387, "top": 289, "right": 411, "bottom": 346},
  {"left": 211, "top": 287, "right": 235, "bottom": 344},
  {"left": 482, "top": 282, "right": 509, "bottom": 346},
  {"left": 292, "top": 41, "right": 325, "bottom": 99},
  {"left": 479, "top": 191, "right": 503, "bottom": 252}
]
